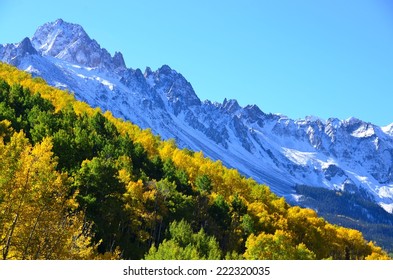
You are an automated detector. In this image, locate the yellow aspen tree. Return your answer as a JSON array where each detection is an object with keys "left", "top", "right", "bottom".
[
  {"left": 244, "top": 230, "right": 315, "bottom": 260},
  {"left": 0, "top": 132, "right": 96, "bottom": 259},
  {"left": 158, "top": 139, "right": 177, "bottom": 160},
  {"left": 365, "top": 242, "right": 390, "bottom": 260}
]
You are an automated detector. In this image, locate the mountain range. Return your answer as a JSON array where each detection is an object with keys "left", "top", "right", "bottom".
[{"left": 1, "top": 19, "right": 392, "bottom": 248}]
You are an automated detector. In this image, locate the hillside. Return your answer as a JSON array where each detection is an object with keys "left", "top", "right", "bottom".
[
  {"left": 0, "top": 63, "right": 389, "bottom": 260},
  {"left": 2, "top": 20, "right": 393, "bottom": 249}
]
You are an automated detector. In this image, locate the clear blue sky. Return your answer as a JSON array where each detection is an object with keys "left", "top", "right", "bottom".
[{"left": 1, "top": 0, "right": 392, "bottom": 126}]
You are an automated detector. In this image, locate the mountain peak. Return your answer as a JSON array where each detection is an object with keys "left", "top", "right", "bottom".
[
  {"left": 222, "top": 98, "right": 241, "bottom": 113},
  {"left": 18, "top": 37, "right": 37, "bottom": 56},
  {"left": 143, "top": 64, "right": 201, "bottom": 114},
  {"left": 158, "top": 64, "right": 174, "bottom": 75},
  {"left": 113, "top": 51, "right": 126, "bottom": 69},
  {"left": 32, "top": 19, "right": 89, "bottom": 57},
  {"left": 54, "top": 18, "right": 64, "bottom": 25},
  {"left": 31, "top": 19, "right": 124, "bottom": 70}
]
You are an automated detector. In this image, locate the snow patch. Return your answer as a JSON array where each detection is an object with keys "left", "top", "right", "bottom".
[
  {"left": 291, "top": 194, "right": 303, "bottom": 202},
  {"left": 54, "top": 81, "right": 67, "bottom": 88},
  {"left": 377, "top": 186, "right": 393, "bottom": 199},
  {"left": 379, "top": 202, "right": 393, "bottom": 214},
  {"left": 95, "top": 77, "right": 114, "bottom": 90},
  {"left": 25, "top": 65, "right": 40, "bottom": 75},
  {"left": 351, "top": 124, "right": 375, "bottom": 138},
  {"left": 382, "top": 123, "right": 393, "bottom": 136},
  {"left": 282, "top": 148, "right": 316, "bottom": 166}
]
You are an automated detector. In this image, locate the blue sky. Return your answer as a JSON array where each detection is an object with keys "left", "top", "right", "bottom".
[{"left": 1, "top": 0, "right": 392, "bottom": 126}]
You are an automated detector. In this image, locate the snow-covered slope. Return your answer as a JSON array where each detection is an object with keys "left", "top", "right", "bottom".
[{"left": 2, "top": 19, "right": 393, "bottom": 218}]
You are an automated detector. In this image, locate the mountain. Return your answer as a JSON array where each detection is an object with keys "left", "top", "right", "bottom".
[{"left": 1, "top": 19, "right": 393, "bottom": 248}]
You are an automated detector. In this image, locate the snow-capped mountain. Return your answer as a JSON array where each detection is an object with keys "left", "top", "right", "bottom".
[{"left": 1, "top": 19, "right": 393, "bottom": 223}]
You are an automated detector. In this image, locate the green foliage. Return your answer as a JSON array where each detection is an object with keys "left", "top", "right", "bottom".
[
  {"left": 195, "top": 174, "right": 212, "bottom": 194},
  {"left": 145, "top": 220, "right": 222, "bottom": 260},
  {"left": 242, "top": 214, "right": 256, "bottom": 235},
  {"left": 209, "top": 194, "right": 231, "bottom": 229},
  {"left": 162, "top": 159, "right": 192, "bottom": 194},
  {"left": 231, "top": 194, "right": 247, "bottom": 215},
  {"left": 74, "top": 156, "right": 126, "bottom": 254}
]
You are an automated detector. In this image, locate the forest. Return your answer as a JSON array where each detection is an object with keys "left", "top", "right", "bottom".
[
  {"left": 0, "top": 62, "right": 389, "bottom": 260},
  {"left": 295, "top": 185, "right": 393, "bottom": 252}
]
